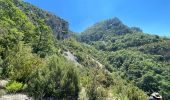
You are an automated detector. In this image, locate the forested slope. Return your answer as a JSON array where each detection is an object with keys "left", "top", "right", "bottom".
[
  {"left": 0, "top": 0, "right": 169, "bottom": 100},
  {"left": 79, "top": 18, "right": 170, "bottom": 99}
]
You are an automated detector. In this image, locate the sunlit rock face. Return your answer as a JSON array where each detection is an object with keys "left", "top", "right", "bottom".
[
  {"left": 13, "top": 0, "right": 70, "bottom": 40},
  {"left": 46, "top": 14, "right": 69, "bottom": 39}
]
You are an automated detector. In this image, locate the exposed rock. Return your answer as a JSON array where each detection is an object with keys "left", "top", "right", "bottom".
[
  {"left": 63, "top": 51, "right": 79, "bottom": 65},
  {"left": 0, "top": 89, "right": 6, "bottom": 97},
  {"left": 46, "top": 13, "right": 69, "bottom": 39},
  {"left": 14, "top": 0, "right": 70, "bottom": 40},
  {"left": 0, "top": 80, "right": 9, "bottom": 89},
  {"left": 90, "top": 57, "right": 103, "bottom": 68},
  {"left": 0, "top": 94, "right": 31, "bottom": 100},
  {"left": 78, "top": 87, "right": 88, "bottom": 100}
]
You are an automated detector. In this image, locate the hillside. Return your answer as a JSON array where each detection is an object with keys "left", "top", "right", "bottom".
[
  {"left": 79, "top": 17, "right": 142, "bottom": 43},
  {"left": 79, "top": 18, "right": 170, "bottom": 99},
  {"left": 13, "top": 0, "right": 70, "bottom": 40},
  {"left": 0, "top": 0, "right": 169, "bottom": 100}
]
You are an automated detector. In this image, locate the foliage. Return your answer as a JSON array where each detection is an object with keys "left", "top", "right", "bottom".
[
  {"left": 78, "top": 17, "right": 170, "bottom": 99},
  {"left": 3, "top": 42, "right": 44, "bottom": 82},
  {"left": 111, "top": 72, "right": 148, "bottom": 100},
  {"left": 86, "top": 67, "right": 110, "bottom": 100},
  {"left": 27, "top": 55, "right": 79, "bottom": 99},
  {"left": 5, "top": 81, "right": 25, "bottom": 93},
  {"left": 0, "top": 0, "right": 170, "bottom": 99},
  {"left": 79, "top": 17, "right": 141, "bottom": 43},
  {"left": 139, "top": 40, "right": 170, "bottom": 60}
]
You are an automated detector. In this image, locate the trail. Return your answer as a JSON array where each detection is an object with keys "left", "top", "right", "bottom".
[{"left": 0, "top": 94, "right": 31, "bottom": 100}]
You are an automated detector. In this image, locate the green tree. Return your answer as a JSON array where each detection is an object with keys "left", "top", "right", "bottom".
[
  {"left": 27, "top": 55, "right": 79, "bottom": 99},
  {"left": 32, "top": 19, "right": 55, "bottom": 58},
  {"left": 3, "top": 42, "right": 43, "bottom": 82},
  {"left": 137, "top": 72, "right": 160, "bottom": 94}
]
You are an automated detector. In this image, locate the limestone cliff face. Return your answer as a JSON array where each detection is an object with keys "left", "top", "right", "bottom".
[
  {"left": 46, "top": 13, "right": 69, "bottom": 39},
  {"left": 13, "top": 0, "right": 69, "bottom": 40}
]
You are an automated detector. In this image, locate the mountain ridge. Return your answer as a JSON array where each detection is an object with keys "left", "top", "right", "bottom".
[
  {"left": 14, "top": 0, "right": 70, "bottom": 40},
  {"left": 79, "top": 17, "right": 143, "bottom": 43},
  {"left": 0, "top": 0, "right": 169, "bottom": 100},
  {"left": 78, "top": 15, "right": 170, "bottom": 99}
]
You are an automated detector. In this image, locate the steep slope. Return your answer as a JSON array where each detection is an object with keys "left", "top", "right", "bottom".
[
  {"left": 79, "top": 18, "right": 170, "bottom": 99},
  {"left": 0, "top": 0, "right": 79, "bottom": 99},
  {"left": 60, "top": 38, "right": 148, "bottom": 100},
  {"left": 13, "top": 0, "right": 69, "bottom": 40},
  {"left": 79, "top": 17, "right": 142, "bottom": 43},
  {"left": 0, "top": 0, "right": 57, "bottom": 57},
  {"left": 0, "top": 0, "right": 148, "bottom": 100}
]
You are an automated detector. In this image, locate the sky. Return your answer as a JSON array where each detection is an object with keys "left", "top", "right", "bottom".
[{"left": 24, "top": 0, "right": 170, "bottom": 37}]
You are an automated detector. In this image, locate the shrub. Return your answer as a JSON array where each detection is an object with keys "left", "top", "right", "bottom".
[
  {"left": 5, "top": 81, "right": 24, "bottom": 93},
  {"left": 27, "top": 55, "right": 80, "bottom": 99}
]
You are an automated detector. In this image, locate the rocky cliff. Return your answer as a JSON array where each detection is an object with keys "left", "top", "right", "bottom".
[{"left": 13, "top": 0, "right": 69, "bottom": 40}]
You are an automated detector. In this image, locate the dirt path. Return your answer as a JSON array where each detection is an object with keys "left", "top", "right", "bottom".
[{"left": 0, "top": 94, "right": 31, "bottom": 100}]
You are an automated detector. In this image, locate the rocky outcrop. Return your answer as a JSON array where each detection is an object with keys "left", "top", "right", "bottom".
[
  {"left": 0, "top": 94, "right": 31, "bottom": 100},
  {"left": 46, "top": 13, "right": 69, "bottom": 39},
  {"left": 63, "top": 51, "right": 79, "bottom": 65},
  {"left": 13, "top": 0, "right": 69, "bottom": 40},
  {"left": 0, "top": 80, "right": 9, "bottom": 89}
]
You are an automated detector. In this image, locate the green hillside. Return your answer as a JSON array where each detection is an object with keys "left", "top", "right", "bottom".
[
  {"left": 79, "top": 18, "right": 170, "bottom": 99},
  {"left": 0, "top": 0, "right": 169, "bottom": 100}
]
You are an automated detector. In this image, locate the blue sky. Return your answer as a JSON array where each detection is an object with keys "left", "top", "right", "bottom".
[{"left": 24, "top": 0, "right": 170, "bottom": 37}]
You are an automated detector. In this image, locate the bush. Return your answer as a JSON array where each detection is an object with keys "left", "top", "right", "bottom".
[
  {"left": 5, "top": 81, "right": 25, "bottom": 93},
  {"left": 27, "top": 55, "right": 80, "bottom": 99},
  {"left": 3, "top": 43, "right": 44, "bottom": 83}
]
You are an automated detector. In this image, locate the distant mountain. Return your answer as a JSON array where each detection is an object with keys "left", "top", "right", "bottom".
[
  {"left": 0, "top": 0, "right": 148, "bottom": 99},
  {"left": 79, "top": 17, "right": 142, "bottom": 43},
  {"left": 0, "top": 0, "right": 169, "bottom": 100},
  {"left": 78, "top": 17, "right": 170, "bottom": 99}
]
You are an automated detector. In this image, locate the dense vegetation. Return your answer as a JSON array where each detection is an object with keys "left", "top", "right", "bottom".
[
  {"left": 0, "top": 0, "right": 79, "bottom": 99},
  {"left": 79, "top": 18, "right": 170, "bottom": 99},
  {"left": 0, "top": 0, "right": 169, "bottom": 100}
]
